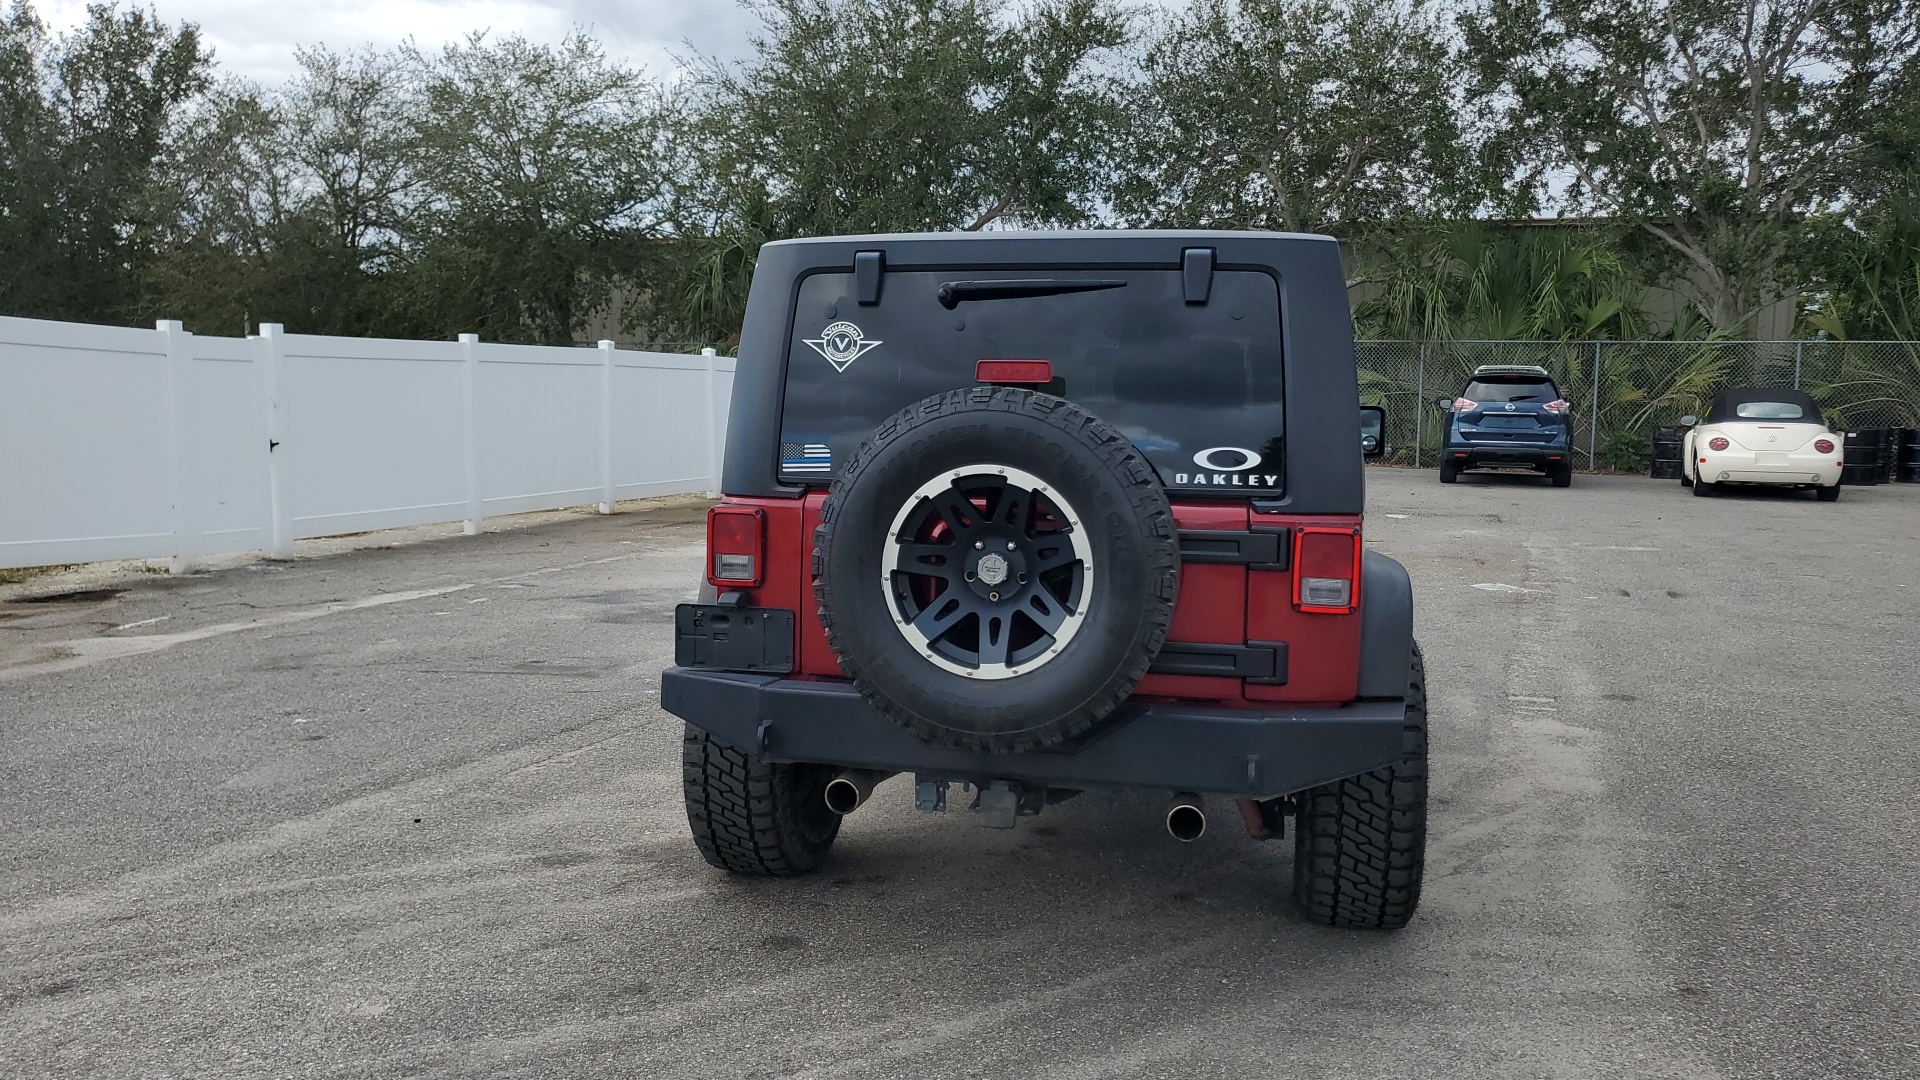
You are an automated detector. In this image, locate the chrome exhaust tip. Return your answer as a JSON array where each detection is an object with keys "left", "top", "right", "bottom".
[
  {"left": 824, "top": 770, "right": 890, "bottom": 815},
  {"left": 1166, "top": 793, "right": 1206, "bottom": 842}
]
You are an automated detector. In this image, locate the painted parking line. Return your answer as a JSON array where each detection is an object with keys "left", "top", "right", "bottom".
[
  {"left": 0, "top": 545, "right": 690, "bottom": 683},
  {"left": 0, "top": 585, "right": 475, "bottom": 682}
]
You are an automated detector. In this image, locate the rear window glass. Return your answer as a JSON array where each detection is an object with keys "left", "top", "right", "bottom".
[
  {"left": 778, "top": 269, "right": 1285, "bottom": 494},
  {"left": 1734, "top": 401, "right": 1805, "bottom": 419},
  {"left": 1464, "top": 377, "right": 1557, "bottom": 402}
]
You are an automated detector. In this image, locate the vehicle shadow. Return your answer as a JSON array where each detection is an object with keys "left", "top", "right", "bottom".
[
  {"left": 1445, "top": 469, "right": 1558, "bottom": 487},
  {"left": 1697, "top": 483, "right": 1831, "bottom": 501}
]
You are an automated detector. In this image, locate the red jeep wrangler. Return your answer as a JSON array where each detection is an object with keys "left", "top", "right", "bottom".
[{"left": 661, "top": 231, "right": 1427, "bottom": 929}]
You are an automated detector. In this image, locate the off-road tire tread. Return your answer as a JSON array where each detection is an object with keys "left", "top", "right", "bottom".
[
  {"left": 812, "top": 386, "right": 1178, "bottom": 754},
  {"left": 682, "top": 725, "right": 838, "bottom": 876},
  {"left": 1439, "top": 460, "right": 1457, "bottom": 483},
  {"left": 1292, "top": 641, "right": 1428, "bottom": 930}
]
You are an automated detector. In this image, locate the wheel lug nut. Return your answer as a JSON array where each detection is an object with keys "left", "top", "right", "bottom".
[
  {"left": 974, "top": 541, "right": 984, "bottom": 550},
  {"left": 1006, "top": 541, "right": 1016, "bottom": 550},
  {"left": 989, "top": 591, "right": 999, "bottom": 601},
  {"left": 964, "top": 571, "right": 975, "bottom": 581}
]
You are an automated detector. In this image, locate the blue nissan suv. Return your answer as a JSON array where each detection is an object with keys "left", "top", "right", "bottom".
[{"left": 1439, "top": 365, "right": 1574, "bottom": 487}]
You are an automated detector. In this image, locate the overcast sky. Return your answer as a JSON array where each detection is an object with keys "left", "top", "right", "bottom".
[{"left": 34, "top": 0, "right": 767, "bottom": 83}]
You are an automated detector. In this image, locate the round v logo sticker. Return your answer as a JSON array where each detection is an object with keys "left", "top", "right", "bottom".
[{"left": 803, "top": 321, "right": 883, "bottom": 372}]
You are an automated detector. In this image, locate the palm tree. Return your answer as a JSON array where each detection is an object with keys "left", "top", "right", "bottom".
[{"left": 1801, "top": 202, "right": 1920, "bottom": 427}]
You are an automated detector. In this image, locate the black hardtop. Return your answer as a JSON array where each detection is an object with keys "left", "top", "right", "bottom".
[
  {"left": 1705, "top": 387, "right": 1824, "bottom": 424},
  {"left": 724, "top": 230, "right": 1365, "bottom": 515}
]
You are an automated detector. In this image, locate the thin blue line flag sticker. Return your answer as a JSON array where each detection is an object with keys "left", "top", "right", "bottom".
[{"left": 780, "top": 442, "right": 832, "bottom": 473}]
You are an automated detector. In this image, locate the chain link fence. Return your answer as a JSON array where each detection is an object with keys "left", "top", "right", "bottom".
[{"left": 1357, "top": 340, "right": 1920, "bottom": 471}]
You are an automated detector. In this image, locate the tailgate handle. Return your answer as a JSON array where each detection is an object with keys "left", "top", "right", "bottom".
[
  {"left": 1178, "top": 529, "right": 1286, "bottom": 566},
  {"left": 1151, "top": 641, "right": 1288, "bottom": 683}
]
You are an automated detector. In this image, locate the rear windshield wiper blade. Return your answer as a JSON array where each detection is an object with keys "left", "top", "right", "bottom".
[{"left": 935, "top": 278, "right": 1126, "bottom": 309}]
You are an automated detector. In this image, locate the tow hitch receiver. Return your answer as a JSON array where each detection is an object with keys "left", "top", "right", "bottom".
[{"left": 972, "top": 781, "right": 1046, "bottom": 829}]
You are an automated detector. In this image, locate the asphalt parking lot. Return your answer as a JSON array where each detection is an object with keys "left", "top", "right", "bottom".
[{"left": 2, "top": 470, "right": 1916, "bottom": 1079}]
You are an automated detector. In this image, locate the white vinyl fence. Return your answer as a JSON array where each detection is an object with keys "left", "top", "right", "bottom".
[{"left": 0, "top": 315, "right": 734, "bottom": 571}]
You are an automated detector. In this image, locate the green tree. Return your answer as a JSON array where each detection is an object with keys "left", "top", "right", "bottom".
[
  {"left": 660, "top": 0, "right": 1127, "bottom": 343},
  {"left": 0, "top": 3, "right": 60, "bottom": 313},
  {"left": 1114, "top": 0, "right": 1481, "bottom": 233},
  {"left": 0, "top": 1, "right": 209, "bottom": 323},
  {"left": 402, "top": 32, "right": 672, "bottom": 344},
  {"left": 690, "top": 0, "right": 1125, "bottom": 234},
  {"left": 1463, "top": 0, "right": 1920, "bottom": 334},
  {"left": 147, "top": 47, "right": 421, "bottom": 336}
]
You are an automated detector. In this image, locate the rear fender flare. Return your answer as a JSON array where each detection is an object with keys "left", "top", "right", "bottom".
[{"left": 1356, "top": 550, "right": 1414, "bottom": 699}]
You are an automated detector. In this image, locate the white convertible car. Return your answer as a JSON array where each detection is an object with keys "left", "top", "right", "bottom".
[{"left": 1682, "top": 388, "right": 1843, "bottom": 501}]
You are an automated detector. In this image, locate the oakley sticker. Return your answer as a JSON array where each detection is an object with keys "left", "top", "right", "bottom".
[
  {"left": 1177, "top": 445, "right": 1277, "bottom": 487},
  {"left": 803, "top": 321, "right": 882, "bottom": 372},
  {"left": 1192, "top": 446, "right": 1263, "bottom": 471}
]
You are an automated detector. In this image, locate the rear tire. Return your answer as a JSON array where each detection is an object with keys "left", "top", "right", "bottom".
[
  {"left": 683, "top": 726, "right": 840, "bottom": 876},
  {"left": 1551, "top": 461, "right": 1573, "bottom": 488},
  {"left": 1680, "top": 472, "right": 1693, "bottom": 488},
  {"left": 1438, "top": 460, "right": 1458, "bottom": 484},
  {"left": 1292, "top": 642, "right": 1428, "bottom": 930},
  {"left": 1817, "top": 483, "right": 1841, "bottom": 502},
  {"left": 1693, "top": 477, "right": 1714, "bottom": 497}
]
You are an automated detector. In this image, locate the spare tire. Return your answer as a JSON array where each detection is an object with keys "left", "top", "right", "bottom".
[{"left": 813, "top": 387, "right": 1179, "bottom": 753}]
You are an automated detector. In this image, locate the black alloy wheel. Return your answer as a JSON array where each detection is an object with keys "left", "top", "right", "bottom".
[{"left": 883, "top": 466, "right": 1090, "bottom": 678}]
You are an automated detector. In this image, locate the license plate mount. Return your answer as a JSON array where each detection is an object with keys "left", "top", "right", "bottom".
[{"left": 674, "top": 604, "right": 795, "bottom": 673}]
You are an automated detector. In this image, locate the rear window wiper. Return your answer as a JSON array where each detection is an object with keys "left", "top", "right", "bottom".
[{"left": 935, "top": 279, "right": 1126, "bottom": 309}]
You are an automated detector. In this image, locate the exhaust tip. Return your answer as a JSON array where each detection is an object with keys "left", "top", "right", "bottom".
[
  {"left": 1166, "top": 796, "right": 1206, "bottom": 842},
  {"left": 824, "top": 778, "right": 864, "bottom": 815}
]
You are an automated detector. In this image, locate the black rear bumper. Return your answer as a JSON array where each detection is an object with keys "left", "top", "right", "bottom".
[
  {"left": 660, "top": 667, "right": 1407, "bottom": 799},
  {"left": 1450, "top": 444, "right": 1565, "bottom": 469}
]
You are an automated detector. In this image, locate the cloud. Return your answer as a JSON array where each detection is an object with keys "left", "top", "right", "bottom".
[{"left": 33, "top": 0, "right": 764, "bottom": 83}]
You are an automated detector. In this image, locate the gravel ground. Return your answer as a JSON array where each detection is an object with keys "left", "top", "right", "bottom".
[{"left": 1, "top": 470, "right": 1915, "bottom": 1079}]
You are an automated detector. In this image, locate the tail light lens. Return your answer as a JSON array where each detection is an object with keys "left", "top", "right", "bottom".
[
  {"left": 1814, "top": 439, "right": 1836, "bottom": 454},
  {"left": 1295, "top": 527, "right": 1360, "bottom": 614},
  {"left": 707, "top": 506, "right": 765, "bottom": 587},
  {"left": 1709, "top": 437, "right": 1730, "bottom": 451},
  {"left": 1543, "top": 399, "right": 1570, "bottom": 414},
  {"left": 1451, "top": 399, "right": 1475, "bottom": 414}
]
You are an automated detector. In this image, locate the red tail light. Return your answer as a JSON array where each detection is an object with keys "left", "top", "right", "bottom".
[
  {"left": 707, "top": 506, "right": 765, "bottom": 587},
  {"left": 1708, "top": 437, "right": 1730, "bottom": 451},
  {"left": 1814, "top": 439, "right": 1836, "bottom": 454},
  {"left": 976, "top": 359, "right": 1053, "bottom": 384},
  {"left": 1295, "top": 527, "right": 1360, "bottom": 614},
  {"left": 1451, "top": 399, "right": 1475, "bottom": 414},
  {"left": 1543, "top": 399, "right": 1570, "bottom": 414}
]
